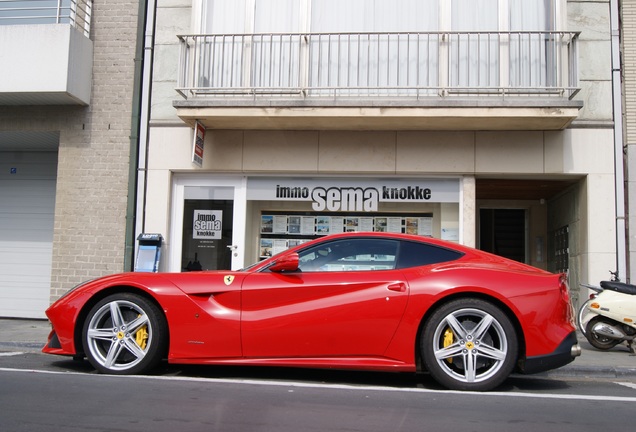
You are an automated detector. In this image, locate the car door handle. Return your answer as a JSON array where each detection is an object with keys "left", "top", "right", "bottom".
[{"left": 387, "top": 283, "right": 407, "bottom": 292}]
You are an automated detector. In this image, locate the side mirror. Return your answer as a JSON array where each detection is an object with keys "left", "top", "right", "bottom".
[{"left": 269, "top": 252, "right": 299, "bottom": 272}]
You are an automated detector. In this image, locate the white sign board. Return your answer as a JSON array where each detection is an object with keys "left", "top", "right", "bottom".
[
  {"left": 193, "top": 210, "right": 222, "bottom": 239},
  {"left": 192, "top": 122, "right": 205, "bottom": 167},
  {"left": 247, "top": 178, "right": 460, "bottom": 211}
]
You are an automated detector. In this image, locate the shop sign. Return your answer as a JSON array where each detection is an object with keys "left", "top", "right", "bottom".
[
  {"left": 192, "top": 121, "right": 205, "bottom": 167},
  {"left": 193, "top": 210, "right": 222, "bottom": 239},
  {"left": 247, "top": 178, "right": 460, "bottom": 211}
]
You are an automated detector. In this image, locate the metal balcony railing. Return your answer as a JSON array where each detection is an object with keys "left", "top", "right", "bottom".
[
  {"left": 0, "top": 0, "right": 92, "bottom": 37},
  {"left": 177, "top": 31, "right": 580, "bottom": 101}
]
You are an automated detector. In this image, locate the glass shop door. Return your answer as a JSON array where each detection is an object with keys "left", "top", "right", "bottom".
[
  {"left": 170, "top": 177, "right": 247, "bottom": 272},
  {"left": 182, "top": 197, "right": 234, "bottom": 271}
]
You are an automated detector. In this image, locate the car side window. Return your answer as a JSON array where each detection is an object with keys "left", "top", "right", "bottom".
[
  {"left": 298, "top": 239, "right": 398, "bottom": 272},
  {"left": 396, "top": 240, "right": 463, "bottom": 269}
]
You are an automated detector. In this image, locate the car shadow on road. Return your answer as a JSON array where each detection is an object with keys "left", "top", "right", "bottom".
[{"left": 46, "top": 357, "right": 572, "bottom": 392}]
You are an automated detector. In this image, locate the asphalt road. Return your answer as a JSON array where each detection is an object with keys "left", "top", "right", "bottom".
[{"left": 1, "top": 352, "right": 635, "bottom": 432}]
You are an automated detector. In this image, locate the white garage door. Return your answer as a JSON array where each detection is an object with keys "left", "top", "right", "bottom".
[{"left": 0, "top": 152, "right": 57, "bottom": 318}]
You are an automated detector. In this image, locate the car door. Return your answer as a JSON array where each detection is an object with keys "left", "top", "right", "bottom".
[{"left": 240, "top": 238, "right": 409, "bottom": 358}]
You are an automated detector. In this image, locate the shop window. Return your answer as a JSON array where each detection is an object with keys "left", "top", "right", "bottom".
[{"left": 259, "top": 211, "right": 433, "bottom": 259}]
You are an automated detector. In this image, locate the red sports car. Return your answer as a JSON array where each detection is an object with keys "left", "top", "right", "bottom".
[{"left": 43, "top": 232, "right": 580, "bottom": 391}]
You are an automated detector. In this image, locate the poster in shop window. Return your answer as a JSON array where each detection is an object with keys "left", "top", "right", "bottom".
[{"left": 193, "top": 210, "right": 222, "bottom": 239}]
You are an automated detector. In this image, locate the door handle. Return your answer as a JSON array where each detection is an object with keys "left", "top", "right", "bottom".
[{"left": 387, "top": 283, "right": 406, "bottom": 292}]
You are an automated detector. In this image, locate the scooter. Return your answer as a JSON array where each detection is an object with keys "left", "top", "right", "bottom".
[{"left": 577, "top": 271, "right": 636, "bottom": 354}]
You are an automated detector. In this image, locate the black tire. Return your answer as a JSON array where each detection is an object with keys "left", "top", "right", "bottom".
[
  {"left": 82, "top": 292, "right": 167, "bottom": 374},
  {"left": 421, "top": 298, "right": 518, "bottom": 391},
  {"left": 576, "top": 299, "right": 595, "bottom": 337},
  {"left": 584, "top": 316, "right": 621, "bottom": 350}
]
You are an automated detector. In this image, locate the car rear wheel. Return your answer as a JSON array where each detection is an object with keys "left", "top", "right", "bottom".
[
  {"left": 421, "top": 298, "right": 518, "bottom": 391},
  {"left": 82, "top": 293, "right": 167, "bottom": 374}
]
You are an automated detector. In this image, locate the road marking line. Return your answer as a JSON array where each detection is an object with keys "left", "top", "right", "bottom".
[
  {"left": 2, "top": 367, "right": 636, "bottom": 403},
  {"left": 615, "top": 382, "right": 636, "bottom": 390},
  {"left": 0, "top": 352, "right": 25, "bottom": 357}
]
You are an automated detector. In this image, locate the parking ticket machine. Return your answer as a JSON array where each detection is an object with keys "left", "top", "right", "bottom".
[{"left": 135, "top": 233, "right": 163, "bottom": 272}]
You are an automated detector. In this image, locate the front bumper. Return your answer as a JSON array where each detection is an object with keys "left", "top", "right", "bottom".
[{"left": 520, "top": 331, "right": 580, "bottom": 375}]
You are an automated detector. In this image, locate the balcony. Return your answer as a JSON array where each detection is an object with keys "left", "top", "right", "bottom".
[
  {"left": 0, "top": 0, "right": 93, "bottom": 105},
  {"left": 175, "top": 31, "right": 582, "bottom": 131}
]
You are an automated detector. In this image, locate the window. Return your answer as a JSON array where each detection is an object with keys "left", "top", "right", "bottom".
[
  {"left": 396, "top": 241, "right": 463, "bottom": 268},
  {"left": 298, "top": 239, "right": 398, "bottom": 272},
  {"left": 197, "top": 0, "right": 559, "bottom": 92}
]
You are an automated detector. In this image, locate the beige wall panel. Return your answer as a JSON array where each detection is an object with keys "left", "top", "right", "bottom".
[
  {"left": 207, "top": 130, "right": 244, "bottom": 171},
  {"left": 154, "top": 4, "right": 191, "bottom": 45},
  {"left": 318, "top": 131, "right": 396, "bottom": 173},
  {"left": 148, "top": 126, "right": 194, "bottom": 170},
  {"left": 243, "top": 130, "right": 319, "bottom": 172},
  {"left": 475, "top": 131, "right": 544, "bottom": 174},
  {"left": 143, "top": 169, "right": 173, "bottom": 271},
  {"left": 544, "top": 130, "right": 567, "bottom": 174},
  {"left": 545, "top": 129, "right": 613, "bottom": 174},
  {"left": 396, "top": 131, "right": 475, "bottom": 173},
  {"left": 575, "top": 80, "right": 613, "bottom": 121},
  {"left": 587, "top": 173, "right": 617, "bottom": 254},
  {"left": 150, "top": 82, "right": 180, "bottom": 120},
  {"left": 462, "top": 176, "right": 476, "bottom": 247}
]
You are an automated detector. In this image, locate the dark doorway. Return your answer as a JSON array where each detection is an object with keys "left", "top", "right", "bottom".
[{"left": 479, "top": 209, "right": 526, "bottom": 263}]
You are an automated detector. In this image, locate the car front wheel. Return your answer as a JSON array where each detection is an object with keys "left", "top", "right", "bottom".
[
  {"left": 421, "top": 298, "right": 518, "bottom": 391},
  {"left": 82, "top": 293, "right": 167, "bottom": 374}
]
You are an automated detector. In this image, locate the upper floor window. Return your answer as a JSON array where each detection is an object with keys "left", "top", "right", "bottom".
[
  {"left": 198, "top": 0, "right": 558, "bottom": 34},
  {"left": 186, "top": 0, "right": 572, "bottom": 98}
]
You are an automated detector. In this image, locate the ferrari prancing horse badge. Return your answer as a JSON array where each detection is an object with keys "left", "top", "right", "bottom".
[{"left": 224, "top": 275, "right": 235, "bottom": 285}]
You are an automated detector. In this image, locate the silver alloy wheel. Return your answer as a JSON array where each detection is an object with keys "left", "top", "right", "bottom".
[
  {"left": 431, "top": 307, "right": 508, "bottom": 384},
  {"left": 85, "top": 299, "right": 153, "bottom": 372}
]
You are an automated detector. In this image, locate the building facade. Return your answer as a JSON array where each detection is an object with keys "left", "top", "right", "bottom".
[
  {"left": 0, "top": 0, "right": 622, "bottom": 319},
  {"left": 137, "top": 0, "right": 618, "bottom": 308},
  {"left": 624, "top": 1, "right": 636, "bottom": 282},
  {"left": 0, "top": 1, "right": 142, "bottom": 317}
]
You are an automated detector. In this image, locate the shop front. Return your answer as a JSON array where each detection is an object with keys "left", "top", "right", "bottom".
[{"left": 168, "top": 175, "right": 461, "bottom": 272}]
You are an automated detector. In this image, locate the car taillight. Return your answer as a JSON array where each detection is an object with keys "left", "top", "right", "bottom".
[{"left": 559, "top": 273, "right": 574, "bottom": 324}]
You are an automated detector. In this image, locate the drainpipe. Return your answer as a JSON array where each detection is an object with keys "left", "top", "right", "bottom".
[
  {"left": 125, "top": 0, "right": 156, "bottom": 271},
  {"left": 610, "top": 0, "right": 627, "bottom": 281}
]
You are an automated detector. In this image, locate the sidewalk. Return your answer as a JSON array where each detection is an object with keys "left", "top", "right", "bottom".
[{"left": 0, "top": 318, "right": 634, "bottom": 378}]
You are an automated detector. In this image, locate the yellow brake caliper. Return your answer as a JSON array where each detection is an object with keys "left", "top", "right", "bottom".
[
  {"left": 443, "top": 328, "right": 454, "bottom": 364},
  {"left": 134, "top": 314, "right": 149, "bottom": 350}
]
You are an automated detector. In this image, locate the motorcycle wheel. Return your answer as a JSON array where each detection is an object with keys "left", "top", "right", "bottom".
[
  {"left": 576, "top": 299, "right": 596, "bottom": 337},
  {"left": 584, "top": 316, "right": 621, "bottom": 350}
]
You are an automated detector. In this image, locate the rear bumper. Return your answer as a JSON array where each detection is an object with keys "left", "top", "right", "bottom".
[{"left": 520, "top": 331, "right": 580, "bottom": 375}]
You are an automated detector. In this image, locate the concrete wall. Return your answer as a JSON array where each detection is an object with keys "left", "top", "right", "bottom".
[{"left": 569, "top": 0, "right": 613, "bottom": 125}]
